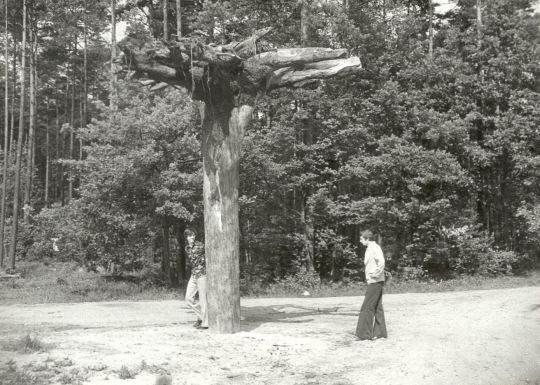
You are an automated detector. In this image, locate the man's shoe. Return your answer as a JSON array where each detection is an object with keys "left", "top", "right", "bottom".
[
  {"left": 193, "top": 320, "right": 202, "bottom": 328},
  {"left": 196, "top": 325, "right": 208, "bottom": 330},
  {"left": 355, "top": 335, "right": 371, "bottom": 341}
]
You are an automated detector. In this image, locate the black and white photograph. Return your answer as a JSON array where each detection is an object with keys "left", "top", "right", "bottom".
[{"left": 0, "top": 0, "right": 539, "bottom": 384}]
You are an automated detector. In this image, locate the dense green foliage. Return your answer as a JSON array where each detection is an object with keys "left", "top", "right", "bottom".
[{"left": 1, "top": 0, "right": 539, "bottom": 287}]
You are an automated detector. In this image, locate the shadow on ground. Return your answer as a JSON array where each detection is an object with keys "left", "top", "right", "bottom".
[{"left": 240, "top": 304, "right": 358, "bottom": 332}]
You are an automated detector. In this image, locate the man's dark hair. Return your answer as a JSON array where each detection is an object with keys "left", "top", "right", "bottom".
[
  {"left": 361, "top": 230, "right": 374, "bottom": 241},
  {"left": 184, "top": 228, "right": 196, "bottom": 238}
]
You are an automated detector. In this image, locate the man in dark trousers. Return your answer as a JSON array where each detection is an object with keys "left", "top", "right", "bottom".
[
  {"left": 355, "top": 230, "right": 387, "bottom": 340},
  {"left": 184, "top": 229, "right": 208, "bottom": 330}
]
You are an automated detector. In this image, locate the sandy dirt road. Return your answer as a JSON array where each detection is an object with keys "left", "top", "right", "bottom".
[{"left": 0, "top": 286, "right": 539, "bottom": 385}]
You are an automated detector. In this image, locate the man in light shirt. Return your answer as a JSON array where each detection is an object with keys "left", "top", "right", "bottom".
[{"left": 355, "top": 230, "right": 387, "bottom": 340}]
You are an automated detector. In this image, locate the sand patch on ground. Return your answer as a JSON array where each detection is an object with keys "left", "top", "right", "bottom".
[{"left": 0, "top": 287, "right": 539, "bottom": 385}]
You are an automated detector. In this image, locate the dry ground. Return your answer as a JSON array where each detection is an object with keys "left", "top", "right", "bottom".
[{"left": 0, "top": 287, "right": 539, "bottom": 385}]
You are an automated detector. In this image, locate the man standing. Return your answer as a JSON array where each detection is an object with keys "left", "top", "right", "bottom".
[
  {"left": 355, "top": 230, "right": 387, "bottom": 340},
  {"left": 184, "top": 229, "right": 208, "bottom": 330}
]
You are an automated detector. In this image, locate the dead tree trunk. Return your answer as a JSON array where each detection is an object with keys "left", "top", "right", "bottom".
[
  {"left": 200, "top": 102, "right": 253, "bottom": 332},
  {"left": 119, "top": 29, "right": 362, "bottom": 332}
]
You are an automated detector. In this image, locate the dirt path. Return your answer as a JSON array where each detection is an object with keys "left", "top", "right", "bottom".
[{"left": 1, "top": 287, "right": 539, "bottom": 385}]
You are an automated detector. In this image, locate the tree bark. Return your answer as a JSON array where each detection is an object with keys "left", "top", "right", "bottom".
[
  {"left": 1, "top": 0, "right": 9, "bottom": 267},
  {"left": 24, "top": 28, "right": 36, "bottom": 221},
  {"left": 45, "top": 98, "right": 50, "bottom": 207},
  {"left": 174, "top": 222, "right": 186, "bottom": 286},
  {"left": 9, "top": 0, "right": 27, "bottom": 270},
  {"left": 54, "top": 84, "right": 60, "bottom": 204},
  {"left": 79, "top": 92, "right": 83, "bottom": 162},
  {"left": 161, "top": 222, "right": 171, "bottom": 284},
  {"left": 175, "top": 0, "right": 181, "bottom": 39},
  {"left": 61, "top": 80, "right": 68, "bottom": 206},
  {"left": 163, "top": 0, "right": 168, "bottom": 41},
  {"left": 428, "top": 0, "right": 433, "bottom": 59},
  {"left": 299, "top": 1, "right": 315, "bottom": 272},
  {"left": 476, "top": 0, "right": 482, "bottom": 47},
  {"left": 69, "top": 38, "right": 76, "bottom": 202},
  {"left": 9, "top": 36, "right": 16, "bottom": 154},
  {"left": 82, "top": 0, "right": 88, "bottom": 164},
  {"left": 110, "top": 0, "right": 117, "bottom": 110},
  {"left": 201, "top": 102, "right": 253, "bottom": 333}
]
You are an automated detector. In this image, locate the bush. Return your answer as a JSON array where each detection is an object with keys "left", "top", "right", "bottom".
[
  {"left": 266, "top": 269, "right": 321, "bottom": 295},
  {"left": 444, "top": 226, "right": 527, "bottom": 276},
  {"left": 23, "top": 203, "right": 88, "bottom": 263}
]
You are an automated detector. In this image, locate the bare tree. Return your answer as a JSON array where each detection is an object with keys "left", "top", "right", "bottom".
[{"left": 119, "top": 28, "right": 361, "bottom": 333}]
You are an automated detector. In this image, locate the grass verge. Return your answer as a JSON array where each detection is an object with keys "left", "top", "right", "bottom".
[
  {"left": 1, "top": 261, "right": 539, "bottom": 304},
  {"left": 0, "top": 261, "right": 181, "bottom": 305},
  {"left": 244, "top": 270, "right": 540, "bottom": 298}
]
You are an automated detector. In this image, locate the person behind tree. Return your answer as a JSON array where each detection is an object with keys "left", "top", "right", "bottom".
[
  {"left": 355, "top": 230, "right": 387, "bottom": 340},
  {"left": 184, "top": 228, "right": 208, "bottom": 330}
]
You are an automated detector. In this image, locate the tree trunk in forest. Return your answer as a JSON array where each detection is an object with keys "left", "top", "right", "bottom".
[
  {"left": 69, "top": 39, "right": 76, "bottom": 202},
  {"left": 9, "top": 0, "right": 27, "bottom": 270},
  {"left": 53, "top": 86, "right": 59, "bottom": 203},
  {"left": 110, "top": 0, "right": 117, "bottom": 110},
  {"left": 299, "top": 194, "right": 315, "bottom": 271},
  {"left": 299, "top": 0, "right": 315, "bottom": 272},
  {"left": 428, "top": 0, "right": 433, "bottom": 59},
  {"left": 476, "top": 0, "right": 482, "bottom": 46},
  {"left": 301, "top": 0, "right": 310, "bottom": 46},
  {"left": 82, "top": 0, "right": 88, "bottom": 164},
  {"left": 54, "top": 84, "right": 61, "bottom": 204},
  {"left": 79, "top": 93, "right": 83, "bottom": 162},
  {"left": 174, "top": 222, "right": 186, "bottom": 286},
  {"left": 24, "top": 29, "right": 36, "bottom": 221},
  {"left": 9, "top": 37, "right": 16, "bottom": 153},
  {"left": 201, "top": 102, "right": 252, "bottom": 333},
  {"left": 45, "top": 99, "right": 50, "bottom": 207},
  {"left": 176, "top": 0, "right": 181, "bottom": 39},
  {"left": 61, "top": 80, "right": 68, "bottom": 206},
  {"left": 162, "top": 223, "right": 171, "bottom": 284},
  {"left": 1, "top": 0, "right": 9, "bottom": 267},
  {"left": 163, "top": 0, "right": 168, "bottom": 41}
]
